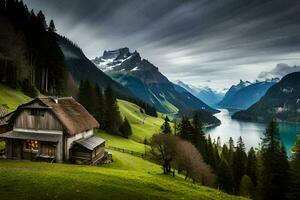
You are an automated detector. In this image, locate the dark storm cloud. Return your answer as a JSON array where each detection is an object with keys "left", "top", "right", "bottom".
[{"left": 23, "top": 0, "right": 300, "bottom": 90}]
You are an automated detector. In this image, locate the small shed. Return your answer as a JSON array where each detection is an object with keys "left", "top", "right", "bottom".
[{"left": 69, "top": 136, "right": 105, "bottom": 165}]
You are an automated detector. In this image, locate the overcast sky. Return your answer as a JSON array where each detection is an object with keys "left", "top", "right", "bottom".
[{"left": 23, "top": 0, "right": 300, "bottom": 91}]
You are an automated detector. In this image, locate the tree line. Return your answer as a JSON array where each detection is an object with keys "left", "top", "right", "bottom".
[
  {"left": 0, "top": 0, "right": 67, "bottom": 96},
  {"left": 151, "top": 115, "right": 300, "bottom": 200},
  {"left": 78, "top": 80, "right": 132, "bottom": 138}
]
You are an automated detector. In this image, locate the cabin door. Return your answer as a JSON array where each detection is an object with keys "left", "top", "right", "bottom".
[{"left": 12, "top": 140, "right": 22, "bottom": 159}]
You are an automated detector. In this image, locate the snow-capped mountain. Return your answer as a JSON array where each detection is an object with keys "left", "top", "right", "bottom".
[
  {"left": 175, "top": 81, "right": 224, "bottom": 108},
  {"left": 218, "top": 79, "right": 277, "bottom": 110},
  {"left": 92, "top": 48, "right": 218, "bottom": 114}
]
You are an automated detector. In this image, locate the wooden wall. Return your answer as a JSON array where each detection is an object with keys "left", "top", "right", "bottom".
[{"left": 14, "top": 109, "right": 62, "bottom": 131}]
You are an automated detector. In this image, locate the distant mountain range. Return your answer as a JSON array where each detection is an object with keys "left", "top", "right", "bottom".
[
  {"left": 175, "top": 81, "right": 224, "bottom": 108},
  {"left": 92, "top": 48, "right": 217, "bottom": 114},
  {"left": 57, "top": 36, "right": 137, "bottom": 100},
  {"left": 233, "top": 72, "right": 300, "bottom": 122},
  {"left": 218, "top": 79, "right": 277, "bottom": 110}
]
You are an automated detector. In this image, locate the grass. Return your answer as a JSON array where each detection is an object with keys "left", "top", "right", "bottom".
[
  {"left": 96, "top": 130, "right": 147, "bottom": 154},
  {"left": 0, "top": 84, "right": 31, "bottom": 112},
  {"left": 0, "top": 151, "right": 246, "bottom": 200},
  {"left": 0, "top": 85, "right": 247, "bottom": 200},
  {"left": 118, "top": 99, "right": 170, "bottom": 143}
]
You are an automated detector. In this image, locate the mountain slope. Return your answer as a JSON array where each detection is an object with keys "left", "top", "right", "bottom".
[
  {"left": 56, "top": 36, "right": 136, "bottom": 100},
  {"left": 218, "top": 80, "right": 251, "bottom": 107},
  {"left": 233, "top": 72, "right": 300, "bottom": 122},
  {"left": 92, "top": 48, "right": 217, "bottom": 114},
  {"left": 219, "top": 80, "right": 276, "bottom": 109},
  {"left": 175, "top": 81, "right": 224, "bottom": 108}
]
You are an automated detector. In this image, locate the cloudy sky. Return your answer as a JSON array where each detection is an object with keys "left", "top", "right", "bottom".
[{"left": 24, "top": 0, "right": 300, "bottom": 91}]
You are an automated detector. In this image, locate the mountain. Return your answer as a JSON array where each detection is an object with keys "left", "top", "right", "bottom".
[
  {"left": 218, "top": 80, "right": 277, "bottom": 110},
  {"left": 92, "top": 48, "right": 217, "bottom": 114},
  {"left": 175, "top": 81, "right": 224, "bottom": 108},
  {"left": 232, "top": 72, "right": 300, "bottom": 122},
  {"left": 56, "top": 36, "right": 136, "bottom": 100},
  {"left": 218, "top": 80, "right": 251, "bottom": 107}
]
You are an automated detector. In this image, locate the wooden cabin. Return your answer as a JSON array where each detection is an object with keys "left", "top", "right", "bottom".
[{"left": 0, "top": 97, "right": 106, "bottom": 164}]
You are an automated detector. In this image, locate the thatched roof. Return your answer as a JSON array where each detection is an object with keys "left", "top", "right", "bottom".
[{"left": 2, "top": 97, "right": 99, "bottom": 136}]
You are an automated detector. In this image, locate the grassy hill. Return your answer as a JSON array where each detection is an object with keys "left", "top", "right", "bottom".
[
  {"left": 0, "top": 84, "right": 246, "bottom": 200},
  {"left": 0, "top": 151, "right": 246, "bottom": 200},
  {"left": 0, "top": 84, "right": 31, "bottom": 112},
  {"left": 118, "top": 99, "right": 168, "bottom": 142}
]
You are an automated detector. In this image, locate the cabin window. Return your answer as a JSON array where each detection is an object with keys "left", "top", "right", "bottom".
[
  {"left": 24, "top": 140, "right": 39, "bottom": 151},
  {"left": 30, "top": 110, "right": 45, "bottom": 117}
]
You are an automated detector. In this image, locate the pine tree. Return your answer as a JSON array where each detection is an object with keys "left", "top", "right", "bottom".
[
  {"left": 232, "top": 136, "right": 247, "bottom": 193},
  {"left": 239, "top": 175, "right": 254, "bottom": 198},
  {"left": 257, "top": 120, "right": 290, "bottom": 200},
  {"left": 160, "top": 116, "right": 172, "bottom": 134},
  {"left": 119, "top": 118, "right": 132, "bottom": 138},
  {"left": 246, "top": 147, "right": 257, "bottom": 186},
  {"left": 48, "top": 19, "right": 56, "bottom": 32},
  {"left": 94, "top": 84, "right": 105, "bottom": 127},
  {"left": 217, "top": 157, "right": 234, "bottom": 193},
  {"left": 206, "top": 135, "right": 217, "bottom": 170},
  {"left": 289, "top": 135, "right": 300, "bottom": 200},
  {"left": 104, "top": 85, "right": 122, "bottom": 134},
  {"left": 36, "top": 10, "right": 47, "bottom": 30},
  {"left": 192, "top": 114, "right": 207, "bottom": 160},
  {"left": 178, "top": 117, "right": 194, "bottom": 141}
]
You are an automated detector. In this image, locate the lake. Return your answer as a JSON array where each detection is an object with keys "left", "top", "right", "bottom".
[{"left": 204, "top": 109, "right": 300, "bottom": 155}]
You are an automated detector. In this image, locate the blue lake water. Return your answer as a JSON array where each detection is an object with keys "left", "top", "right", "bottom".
[{"left": 204, "top": 109, "right": 300, "bottom": 155}]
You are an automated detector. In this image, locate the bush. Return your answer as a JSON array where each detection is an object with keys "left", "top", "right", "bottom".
[{"left": 119, "top": 118, "right": 132, "bottom": 138}]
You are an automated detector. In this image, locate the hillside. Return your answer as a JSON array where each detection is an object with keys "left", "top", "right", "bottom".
[
  {"left": 233, "top": 72, "right": 300, "bottom": 122},
  {"left": 92, "top": 48, "right": 217, "bottom": 114},
  {"left": 0, "top": 154, "right": 245, "bottom": 200},
  {"left": 175, "top": 81, "right": 224, "bottom": 108},
  {"left": 218, "top": 80, "right": 251, "bottom": 107},
  {"left": 56, "top": 36, "right": 137, "bottom": 100},
  {"left": 0, "top": 85, "right": 246, "bottom": 200},
  {"left": 0, "top": 84, "right": 31, "bottom": 112},
  {"left": 219, "top": 80, "right": 276, "bottom": 109}
]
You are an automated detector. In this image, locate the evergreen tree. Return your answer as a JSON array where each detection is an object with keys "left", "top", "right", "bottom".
[
  {"left": 232, "top": 137, "right": 247, "bottom": 193},
  {"left": 227, "top": 137, "right": 235, "bottom": 166},
  {"left": 160, "top": 116, "right": 172, "bottom": 134},
  {"left": 119, "top": 118, "right": 132, "bottom": 138},
  {"left": 221, "top": 144, "right": 230, "bottom": 161},
  {"left": 104, "top": 85, "right": 122, "bottom": 134},
  {"left": 206, "top": 135, "right": 217, "bottom": 170},
  {"left": 239, "top": 175, "right": 254, "bottom": 198},
  {"left": 289, "top": 135, "right": 300, "bottom": 200},
  {"left": 257, "top": 120, "right": 290, "bottom": 200},
  {"left": 95, "top": 84, "right": 105, "bottom": 126},
  {"left": 36, "top": 10, "right": 47, "bottom": 30},
  {"left": 178, "top": 117, "right": 194, "bottom": 141},
  {"left": 48, "top": 19, "right": 56, "bottom": 32},
  {"left": 217, "top": 157, "right": 234, "bottom": 193},
  {"left": 246, "top": 147, "right": 257, "bottom": 186},
  {"left": 192, "top": 113, "right": 207, "bottom": 160}
]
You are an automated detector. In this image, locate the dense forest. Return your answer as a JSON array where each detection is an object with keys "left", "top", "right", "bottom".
[
  {"left": 0, "top": 0, "right": 158, "bottom": 117},
  {"left": 151, "top": 117, "right": 300, "bottom": 200},
  {"left": 0, "top": 0, "right": 68, "bottom": 96}
]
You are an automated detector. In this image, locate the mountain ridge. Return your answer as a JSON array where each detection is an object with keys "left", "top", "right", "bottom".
[
  {"left": 232, "top": 72, "right": 300, "bottom": 122},
  {"left": 92, "top": 48, "right": 218, "bottom": 114},
  {"left": 218, "top": 79, "right": 277, "bottom": 110}
]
